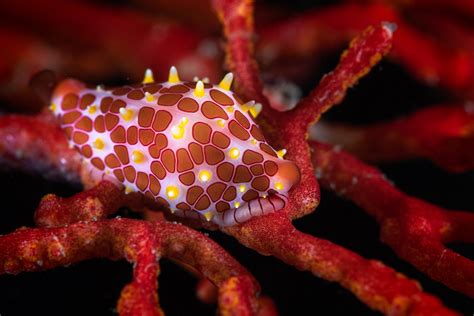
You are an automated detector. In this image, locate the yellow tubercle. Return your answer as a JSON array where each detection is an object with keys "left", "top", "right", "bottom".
[
  {"left": 166, "top": 186, "right": 179, "bottom": 200},
  {"left": 241, "top": 100, "right": 255, "bottom": 112},
  {"left": 125, "top": 186, "right": 134, "bottom": 194},
  {"left": 250, "top": 139, "right": 257, "bottom": 145},
  {"left": 168, "top": 66, "right": 180, "bottom": 83},
  {"left": 229, "top": 148, "right": 240, "bottom": 159},
  {"left": 276, "top": 149, "right": 287, "bottom": 159},
  {"left": 217, "top": 119, "right": 226, "bottom": 127},
  {"left": 218, "top": 72, "right": 234, "bottom": 90},
  {"left": 234, "top": 202, "right": 241, "bottom": 208},
  {"left": 275, "top": 182, "right": 284, "bottom": 190},
  {"left": 87, "top": 105, "right": 97, "bottom": 114},
  {"left": 49, "top": 102, "right": 57, "bottom": 112},
  {"left": 131, "top": 150, "right": 146, "bottom": 163},
  {"left": 119, "top": 107, "right": 134, "bottom": 121},
  {"left": 171, "top": 125, "right": 185, "bottom": 139},
  {"left": 203, "top": 212, "right": 214, "bottom": 221},
  {"left": 239, "top": 185, "right": 246, "bottom": 193},
  {"left": 194, "top": 80, "right": 205, "bottom": 98},
  {"left": 92, "top": 138, "right": 105, "bottom": 150},
  {"left": 143, "top": 68, "right": 154, "bottom": 84},
  {"left": 249, "top": 102, "right": 262, "bottom": 118},
  {"left": 145, "top": 92, "right": 155, "bottom": 102},
  {"left": 226, "top": 106, "right": 235, "bottom": 113},
  {"left": 198, "top": 170, "right": 212, "bottom": 182},
  {"left": 180, "top": 117, "right": 189, "bottom": 125}
]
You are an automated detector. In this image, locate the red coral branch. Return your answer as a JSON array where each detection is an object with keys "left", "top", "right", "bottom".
[
  {"left": 0, "top": 0, "right": 220, "bottom": 81},
  {"left": 274, "top": 22, "right": 392, "bottom": 220},
  {"left": 286, "top": 22, "right": 393, "bottom": 131},
  {"left": 34, "top": 181, "right": 144, "bottom": 228},
  {"left": 0, "top": 27, "right": 117, "bottom": 112},
  {"left": 212, "top": 0, "right": 271, "bottom": 109},
  {"left": 0, "top": 218, "right": 265, "bottom": 315},
  {"left": 224, "top": 212, "right": 457, "bottom": 315},
  {"left": 0, "top": 113, "right": 81, "bottom": 183},
  {"left": 258, "top": 3, "right": 474, "bottom": 95},
  {"left": 311, "top": 104, "right": 474, "bottom": 172},
  {"left": 310, "top": 141, "right": 474, "bottom": 298}
]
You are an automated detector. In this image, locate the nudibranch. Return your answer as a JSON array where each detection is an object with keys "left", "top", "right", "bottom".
[{"left": 49, "top": 67, "right": 300, "bottom": 226}]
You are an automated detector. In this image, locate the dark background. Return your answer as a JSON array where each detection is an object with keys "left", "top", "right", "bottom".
[{"left": 0, "top": 1, "right": 473, "bottom": 315}]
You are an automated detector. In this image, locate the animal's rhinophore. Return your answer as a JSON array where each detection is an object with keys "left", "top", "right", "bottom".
[{"left": 49, "top": 67, "right": 300, "bottom": 226}]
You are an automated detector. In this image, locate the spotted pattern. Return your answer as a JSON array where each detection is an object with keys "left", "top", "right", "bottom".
[{"left": 51, "top": 77, "right": 298, "bottom": 226}]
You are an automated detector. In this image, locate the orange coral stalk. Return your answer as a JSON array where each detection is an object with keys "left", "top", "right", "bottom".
[
  {"left": 225, "top": 212, "right": 457, "bottom": 315},
  {"left": 34, "top": 181, "right": 144, "bottom": 228},
  {"left": 277, "top": 22, "right": 392, "bottom": 220},
  {"left": 287, "top": 23, "right": 394, "bottom": 130},
  {"left": 0, "top": 218, "right": 265, "bottom": 315},
  {"left": 311, "top": 141, "right": 474, "bottom": 298},
  {"left": 311, "top": 104, "right": 474, "bottom": 172}
]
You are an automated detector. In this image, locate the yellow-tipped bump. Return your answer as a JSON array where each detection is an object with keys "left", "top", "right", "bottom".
[
  {"left": 250, "top": 139, "right": 257, "bottom": 145},
  {"left": 229, "top": 148, "right": 240, "bottom": 159},
  {"left": 171, "top": 125, "right": 185, "bottom": 139},
  {"left": 234, "top": 202, "right": 241, "bottom": 208},
  {"left": 125, "top": 186, "right": 134, "bottom": 194},
  {"left": 87, "top": 105, "right": 97, "bottom": 114},
  {"left": 249, "top": 102, "right": 262, "bottom": 118},
  {"left": 203, "top": 212, "right": 214, "bottom": 221},
  {"left": 180, "top": 117, "right": 189, "bottom": 125},
  {"left": 96, "top": 85, "right": 104, "bottom": 92},
  {"left": 49, "top": 103, "right": 57, "bottom": 112},
  {"left": 276, "top": 149, "right": 287, "bottom": 159},
  {"left": 198, "top": 170, "right": 212, "bottom": 182},
  {"left": 194, "top": 80, "right": 205, "bottom": 98},
  {"left": 166, "top": 186, "right": 179, "bottom": 200},
  {"left": 218, "top": 72, "right": 233, "bottom": 90},
  {"left": 143, "top": 68, "right": 154, "bottom": 84},
  {"left": 145, "top": 92, "right": 155, "bottom": 102},
  {"left": 217, "top": 119, "right": 226, "bottom": 127},
  {"left": 275, "top": 182, "right": 284, "bottom": 190},
  {"left": 119, "top": 107, "right": 134, "bottom": 121},
  {"left": 131, "top": 150, "right": 146, "bottom": 163},
  {"left": 239, "top": 185, "right": 246, "bottom": 193},
  {"left": 241, "top": 100, "right": 255, "bottom": 112},
  {"left": 92, "top": 138, "right": 105, "bottom": 150},
  {"left": 168, "top": 66, "right": 180, "bottom": 83}
]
